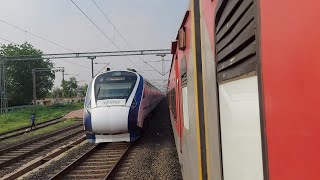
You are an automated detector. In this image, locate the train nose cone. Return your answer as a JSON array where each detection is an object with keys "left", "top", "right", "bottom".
[{"left": 91, "top": 106, "right": 130, "bottom": 134}]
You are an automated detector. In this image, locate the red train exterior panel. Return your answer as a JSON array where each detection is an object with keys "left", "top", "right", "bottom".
[
  {"left": 168, "top": 0, "right": 320, "bottom": 179},
  {"left": 259, "top": 0, "right": 320, "bottom": 179}
]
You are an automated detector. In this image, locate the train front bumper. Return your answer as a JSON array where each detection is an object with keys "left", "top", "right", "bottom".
[{"left": 90, "top": 106, "right": 130, "bottom": 134}]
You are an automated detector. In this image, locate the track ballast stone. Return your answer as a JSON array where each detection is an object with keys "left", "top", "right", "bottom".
[
  {"left": 113, "top": 100, "right": 182, "bottom": 180},
  {"left": 23, "top": 142, "right": 95, "bottom": 180}
]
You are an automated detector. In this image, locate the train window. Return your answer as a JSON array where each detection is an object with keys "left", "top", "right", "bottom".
[
  {"left": 178, "top": 27, "right": 186, "bottom": 50},
  {"left": 171, "top": 89, "right": 177, "bottom": 120},
  {"left": 94, "top": 71, "right": 137, "bottom": 101},
  {"left": 96, "top": 83, "right": 133, "bottom": 100},
  {"left": 111, "top": 71, "right": 122, "bottom": 76},
  {"left": 85, "top": 81, "right": 92, "bottom": 109},
  {"left": 182, "top": 87, "right": 189, "bottom": 130},
  {"left": 180, "top": 57, "right": 187, "bottom": 87},
  {"left": 180, "top": 56, "right": 189, "bottom": 130}
]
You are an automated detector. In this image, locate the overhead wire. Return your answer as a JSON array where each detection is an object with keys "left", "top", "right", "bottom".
[
  {"left": 95, "top": 60, "right": 112, "bottom": 75},
  {"left": 90, "top": 0, "right": 164, "bottom": 83},
  {"left": 0, "top": 18, "right": 90, "bottom": 70},
  {"left": 90, "top": 0, "right": 133, "bottom": 49},
  {"left": 96, "top": 62, "right": 114, "bottom": 75},
  {"left": 69, "top": 0, "right": 139, "bottom": 71},
  {"left": 0, "top": 19, "right": 74, "bottom": 52},
  {"left": 56, "top": 59, "right": 90, "bottom": 69},
  {"left": 91, "top": 0, "right": 159, "bottom": 77}
]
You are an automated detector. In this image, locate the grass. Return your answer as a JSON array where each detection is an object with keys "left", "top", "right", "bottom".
[
  {"left": 0, "top": 103, "right": 83, "bottom": 134},
  {"left": 5, "top": 118, "right": 80, "bottom": 144}
]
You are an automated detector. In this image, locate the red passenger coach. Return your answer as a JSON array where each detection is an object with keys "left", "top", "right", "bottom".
[{"left": 168, "top": 0, "right": 320, "bottom": 180}]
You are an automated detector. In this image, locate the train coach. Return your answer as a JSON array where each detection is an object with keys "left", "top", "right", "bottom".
[
  {"left": 83, "top": 70, "right": 163, "bottom": 143},
  {"left": 168, "top": 0, "right": 320, "bottom": 180}
]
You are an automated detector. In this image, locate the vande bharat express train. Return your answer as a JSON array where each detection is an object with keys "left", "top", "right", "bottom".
[
  {"left": 168, "top": 0, "right": 320, "bottom": 180},
  {"left": 83, "top": 70, "right": 163, "bottom": 143}
]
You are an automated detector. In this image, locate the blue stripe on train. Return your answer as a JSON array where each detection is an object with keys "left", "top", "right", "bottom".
[
  {"left": 128, "top": 75, "right": 144, "bottom": 141},
  {"left": 86, "top": 133, "right": 96, "bottom": 143},
  {"left": 84, "top": 109, "right": 93, "bottom": 132},
  {"left": 84, "top": 109, "right": 96, "bottom": 142}
]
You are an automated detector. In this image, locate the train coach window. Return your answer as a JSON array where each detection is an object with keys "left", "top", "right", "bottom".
[
  {"left": 94, "top": 71, "right": 137, "bottom": 101},
  {"left": 180, "top": 56, "right": 189, "bottom": 130},
  {"left": 167, "top": 89, "right": 177, "bottom": 120},
  {"left": 84, "top": 82, "right": 92, "bottom": 107},
  {"left": 171, "top": 89, "right": 177, "bottom": 120},
  {"left": 96, "top": 83, "right": 134, "bottom": 100}
]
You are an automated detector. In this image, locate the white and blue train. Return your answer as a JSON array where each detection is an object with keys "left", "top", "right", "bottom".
[{"left": 83, "top": 70, "right": 164, "bottom": 143}]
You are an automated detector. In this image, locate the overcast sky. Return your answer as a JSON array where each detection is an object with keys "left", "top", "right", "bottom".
[{"left": 0, "top": 0, "right": 189, "bottom": 91}]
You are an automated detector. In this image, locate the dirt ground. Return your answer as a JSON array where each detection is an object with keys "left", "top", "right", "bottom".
[{"left": 64, "top": 109, "right": 83, "bottom": 119}]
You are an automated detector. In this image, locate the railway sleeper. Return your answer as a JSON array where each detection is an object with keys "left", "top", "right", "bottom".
[
  {"left": 0, "top": 124, "right": 82, "bottom": 155},
  {"left": 75, "top": 164, "right": 113, "bottom": 169},
  {"left": 65, "top": 173, "right": 108, "bottom": 178},
  {"left": 68, "top": 169, "right": 111, "bottom": 174},
  {"left": 0, "top": 130, "right": 83, "bottom": 168}
]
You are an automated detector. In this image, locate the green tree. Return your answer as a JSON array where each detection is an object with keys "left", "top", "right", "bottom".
[
  {"left": 61, "top": 77, "right": 78, "bottom": 98},
  {"left": 0, "top": 43, "right": 55, "bottom": 106},
  {"left": 50, "top": 87, "right": 63, "bottom": 98},
  {"left": 78, "top": 84, "right": 88, "bottom": 98}
]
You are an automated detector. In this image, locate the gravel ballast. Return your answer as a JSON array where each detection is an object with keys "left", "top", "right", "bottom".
[
  {"left": 0, "top": 127, "right": 84, "bottom": 178},
  {"left": 23, "top": 142, "right": 95, "bottom": 180},
  {"left": 114, "top": 100, "right": 182, "bottom": 180}
]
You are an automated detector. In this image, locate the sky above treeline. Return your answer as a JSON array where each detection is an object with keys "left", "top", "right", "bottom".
[{"left": 0, "top": 0, "right": 189, "bottom": 90}]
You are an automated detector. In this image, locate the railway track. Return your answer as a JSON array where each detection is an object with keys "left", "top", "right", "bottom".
[
  {"left": 0, "top": 116, "right": 65, "bottom": 141},
  {"left": 1, "top": 136, "right": 86, "bottom": 180},
  {"left": 49, "top": 142, "right": 130, "bottom": 180},
  {"left": 0, "top": 124, "right": 84, "bottom": 177}
]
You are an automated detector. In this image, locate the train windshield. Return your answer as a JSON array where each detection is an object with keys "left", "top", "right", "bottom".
[{"left": 94, "top": 71, "right": 137, "bottom": 101}]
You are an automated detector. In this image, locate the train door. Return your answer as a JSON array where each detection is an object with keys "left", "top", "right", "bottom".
[
  {"left": 180, "top": 57, "right": 189, "bottom": 131},
  {"left": 176, "top": 56, "right": 189, "bottom": 154},
  {"left": 175, "top": 57, "right": 183, "bottom": 153},
  {"left": 214, "top": 0, "right": 265, "bottom": 179}
]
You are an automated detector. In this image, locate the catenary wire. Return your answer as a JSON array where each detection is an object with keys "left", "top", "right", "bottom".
[
  {"left": 69, "top": 0, "right": 139, "bottom": 71},
  {"left": 90, "top": 0, "right": 163, "bottom": 82},
  {"left": 0, "top": 19, "right": 74, "bottom": 52},
  {"left": 0, "top": 19, "right": 91, "bottom": 70}
]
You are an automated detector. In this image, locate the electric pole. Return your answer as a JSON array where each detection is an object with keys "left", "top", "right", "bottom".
[
  {"left": 32, "top": 67, "right": 64, "bottom": 112},
  {"left": 88, "top": 56, "right": 96, "bottom": 78},
  {"left": 62, "top": 69, "right": 65, "bottom": 82}
]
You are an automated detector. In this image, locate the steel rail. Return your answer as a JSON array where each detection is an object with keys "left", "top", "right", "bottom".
[
  {"left": 104, "top": 144, "right": 131, "bottom": 180},
  {"left": 0, "top": 123, "right": 82, "bottom": 155},
  {"left": 49, "top": 142, "right": 130, "bottom": 180},
  {"left": 0, "top": 116, "right": 63, "bottom": 137},
  {"left": 49, "top": 144, "right": 99, "bottom": 180},
  {"left": 0, "top": 128, "right": 84, "bottom": 168},
  {"left": 1, "top": 136, "right": 86, "bottom": 180},
  {"left": 0, "top": 117, "right": 65, "bottom": 141}
]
